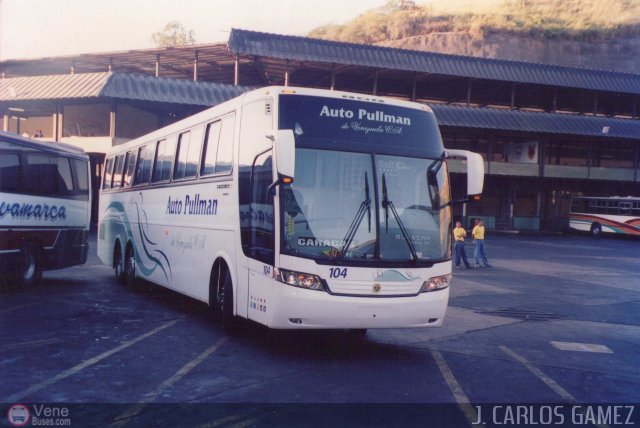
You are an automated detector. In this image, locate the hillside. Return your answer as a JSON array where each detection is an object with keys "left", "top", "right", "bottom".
[{"left": 309, "top": 0, "right": 640, "bottom": 73}]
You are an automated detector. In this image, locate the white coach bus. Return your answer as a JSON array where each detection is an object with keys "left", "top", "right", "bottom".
[
  {"left": 0, "top": 131, "right": 91, "bottom": 286},
  {"left": 97, "top": 86, "right": 484, "bottom": 333}
]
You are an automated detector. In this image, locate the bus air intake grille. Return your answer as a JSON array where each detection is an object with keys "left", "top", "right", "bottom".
[{"left": 477, "top": 307, "right": 566, "bottom": 322}]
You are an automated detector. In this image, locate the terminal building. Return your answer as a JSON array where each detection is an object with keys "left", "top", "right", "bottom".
[{"left": 1, "top": 29, "right": 639, "bottom": 231}]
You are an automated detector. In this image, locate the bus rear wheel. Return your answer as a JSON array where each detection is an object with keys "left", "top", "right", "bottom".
[
  {"left": 123, "top": 244, "right": 136, "bottom": 287},
  {"left": 18, "top": 241, "right": 42, "bottom": 288},
  {"left": 113, "top": 244, "right": 125, "bottom": 284},
  {"left": 590, "top": 223, "right": 602, "bottom": 237}
]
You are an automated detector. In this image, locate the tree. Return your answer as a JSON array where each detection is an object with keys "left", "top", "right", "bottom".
[{"left": 152, "top": 21, "right": 196, "bottom": 48}]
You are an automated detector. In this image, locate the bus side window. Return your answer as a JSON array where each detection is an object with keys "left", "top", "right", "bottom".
[
  {"left": 0, "top": 153, "right": 21, "bottom": 193},
  {"left": 201, "top": 121, "right": 222, "bottom": 176},
  {"left": 71, "top": 158, "right": 89, "bottom": 194},
  {"left": 202, "top": 114, "right": 235, "bottom": 177},
  {"left": 123, "top": 151, "right": 136, "bottom": 188},
  {"left": 134, "top": 145, "right": 151, "bottom": 186},
  {"left": 112, "top": 155, "right": 125, "bottom": 189},
  {"left": 54, "top": 157, "right": 74, "bottom": 193},
  {"left": 216, "top": 114, "right": 235, "bottom": 174},
  {"left": 25, "top": 154, "right": 73, "bottom": 196},
  {"left": 103, "top": 158, "right": 113, "bottom": 190},
  {"left": 174, "top": 132, "right": 190, "bottom": 180},
  {"left": 151, "top": 140, "right": 167, "bottom": 183},
  {"left": 161, "top": 137, "right": 176, "bottom": 181}
]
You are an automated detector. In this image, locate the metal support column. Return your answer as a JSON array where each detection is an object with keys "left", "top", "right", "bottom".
[
  {"left": 284, "top": 60, "right": 289, "bottom": 87},
  {"left": 193, "top": 50, "right": 199, "bottom": 81},
  {"left": 411, "top": 74, "right": 417, "bottom": 101},
  {"left": 109, "top": 102, "right": 116, "bottom": 146},
  {"left": 330, "top": 64, "right": 336, "bottom": 90},
  {"left": 234, "top": 54, "right": 239, "bottom": 86},
  {"left": 373, "top": 71, "right": 379, "bottom": 95}
]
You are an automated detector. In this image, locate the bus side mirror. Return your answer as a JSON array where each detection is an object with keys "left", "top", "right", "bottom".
[
  {"left": 446, "top": 149, "right": 484, "bottom": 200},
  {"left": 266, "top": 130, "right": 296, "bottom": 181}
]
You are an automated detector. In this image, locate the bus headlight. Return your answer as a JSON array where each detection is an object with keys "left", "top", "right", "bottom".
[
  {"left": 275, "top": 268, "right": 324, "bottom": 291},
  {"left": 420, "top": 274, "right": 451, "bottom": 293}
]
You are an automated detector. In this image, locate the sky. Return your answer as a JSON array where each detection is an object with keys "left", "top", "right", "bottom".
[{"left": 0, "top": 0, "right": 405, "bottom": 60}]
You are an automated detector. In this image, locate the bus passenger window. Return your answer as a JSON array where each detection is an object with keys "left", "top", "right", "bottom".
[
  {"left": 103, "top": 158, "right": 113, "bottom": 190},
  {"left": 174, "top": 132, "right": 190, "bottom": 179},
  {"left": 0, "top": 153, "right": 21, "bottom": 192},
  {"left": 112, "top": 155, "right": 125, "bottom": 188},
  {"left": 55, "top": 157, "right": 74, "bottom": 193},
  {"left": 216, "top": 115, "right": 235, "bottom": 174},
  {"left": 201, "top": 121, "right": 222, "bottom": 176},
  {"left": 134, "top": 145, "right": 151, "bottom": 185},
  {"left": 161, "top": 137, "right": 176, "bottom": 181},
  {"left": 26, "top": 154, "right": 73, "bottom": 196},
  {"left": 123, "top": 151, "right": 136, "bottom": 188},
  {"left": 151, "top": 140, "right": 167, "bottom": 183},
  {"left": 71, "top": 158, "right": 89, "bottom": 192}
]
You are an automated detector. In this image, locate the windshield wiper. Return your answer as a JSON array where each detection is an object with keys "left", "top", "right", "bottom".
[
  {"left": 382, "top": 173, "right": 419, "bottom": 262},
  {"left": 335, "top": 172, "right": 371, "bottom": 261}
]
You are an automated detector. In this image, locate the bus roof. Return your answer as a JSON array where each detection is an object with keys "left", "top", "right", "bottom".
[
  {"left": 0, "top": 131, "right": 89, "bottom": 160},
  {"left": 106, "top": 86, "right": 436, "bottom": 156}
]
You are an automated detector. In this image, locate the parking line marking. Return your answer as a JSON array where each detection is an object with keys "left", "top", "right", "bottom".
[
  {"left": 0, "top": 302, "right": 39, "bottom": 314},
  {"left": 499, "top": 346, "right": 576, "bottom": 402},
  {"left": 1, "top": 338, "right": 64, "bottom": 352},
  {"left": 431, "top": 350, "right": 479, "bottom": 426},
  {"left": 195, "top": 410, "right": 259, "bottom": 428},
  {"left": 4, "top": 318, "right": 182, "bottom": 403},
  {"left": 500, "top": 346, "right": 611, "bottom": 428},
  {"left": 551, "top": 341, "right": 613, "bottom": 354},
  {"left": 110, "top": 336, "right": 228, "bottom": 428}
]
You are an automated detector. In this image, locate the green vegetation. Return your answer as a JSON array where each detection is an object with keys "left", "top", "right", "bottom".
[
  {"left": 309, "top": 0, "right": 640, "bottom": 44},
  {"left": 152, "top": 21, "right": 197, "bottom": 48}
]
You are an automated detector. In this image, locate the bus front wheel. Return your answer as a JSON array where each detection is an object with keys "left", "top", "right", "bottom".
[
  {"left": 590, "top": 223, "right": 602, "bottom": 237},
  {"left": 216, "top": 269, "right": 238, "bottom": 334},
  {"left": 18, "top": 241, "right": 42, "bottom": 288}
]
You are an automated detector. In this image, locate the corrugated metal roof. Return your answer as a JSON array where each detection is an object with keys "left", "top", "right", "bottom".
[
  {"left": 430, "top": 104, "right": 640, "bottom": 140},
  {"left": 228, "top": 29, "right": 640, "bottom": 95},
  {"left": 0, "top": 72, "right": 110, "bottom": 100},
  {"left": 0, "top": 72, "right": 252, "bottom": 106},
  {"left": 100, "top": 73, "right": 252, "bottom": 105}
]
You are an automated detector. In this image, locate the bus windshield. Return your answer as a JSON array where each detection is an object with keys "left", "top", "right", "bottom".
[
  {"left": 278, "top": 94, "right": 451, "bottom": 264},
  {"left": 280, "top": 149, "right": 451, "bottom": 263}
]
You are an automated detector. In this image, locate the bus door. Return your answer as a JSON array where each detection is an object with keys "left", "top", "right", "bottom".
[{"left": 237, "top": 99, "right": 275, "bottom": 322}]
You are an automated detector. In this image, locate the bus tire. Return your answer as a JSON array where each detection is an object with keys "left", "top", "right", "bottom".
[
  {"left": 590, "top": 223, "right": 602, "bottom": 237},
  {"left": 18, "top": 241, "right": 42, "bottom": 288},
  {"left": 123, "top": 244, "right": 136, "bottom": 287},
  {"left": 219, "top": 269, "right": 238, "bottom": 335},
  {"left": 113, "top": 242, "right": 125, "bottom": 284}
]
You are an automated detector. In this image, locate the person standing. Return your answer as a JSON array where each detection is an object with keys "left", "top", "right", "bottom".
[
  {"left": 472, "top": 219, "right": 492, "bottom": 268},
  {"left": 453, "top": 221, "right": 472, "bottom": 268}
]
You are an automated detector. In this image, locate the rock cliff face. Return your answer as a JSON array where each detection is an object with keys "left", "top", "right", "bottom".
[{"left": 378, "top": 32, "right": 640, "bottom": 73}]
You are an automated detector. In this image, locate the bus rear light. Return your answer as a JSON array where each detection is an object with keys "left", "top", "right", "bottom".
[
  {"left": 275, "top": 268, "right": 324, "bottom": 291},
  {"left": 420, "top": 274, "right": 451, "bottom": 293}
]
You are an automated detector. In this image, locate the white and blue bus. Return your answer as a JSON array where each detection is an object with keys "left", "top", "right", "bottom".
[
  {"left": 0, "top": 131, "right": 91, "bottom": 287},
  {"left": 97, "top": 86, "right": 484, "bottom": 332}
]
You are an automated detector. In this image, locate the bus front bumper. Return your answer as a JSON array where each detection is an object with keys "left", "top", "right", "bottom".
[{"left": 263, "top": 284, "right": 450, "bottom": 329}]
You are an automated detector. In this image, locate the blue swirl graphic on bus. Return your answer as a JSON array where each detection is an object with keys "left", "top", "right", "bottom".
[
  {"left": 373, "top": 270, "right": 418, "bottom": 282},
  {"left": 106, "top": 194, "right": 172, "bottom": 282}
]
